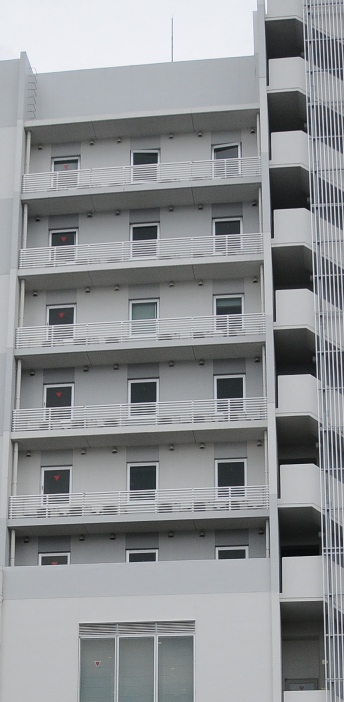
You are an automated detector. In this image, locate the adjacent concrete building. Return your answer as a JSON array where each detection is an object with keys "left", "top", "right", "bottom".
[{"left": 0, "top": 0, "right": 342, "bottom": 700}]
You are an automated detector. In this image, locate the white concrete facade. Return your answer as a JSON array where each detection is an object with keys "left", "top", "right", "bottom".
[{"left": 0, "top": 0, "right": 340, "bottom": 699}]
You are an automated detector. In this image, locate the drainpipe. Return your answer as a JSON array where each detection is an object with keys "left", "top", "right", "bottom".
[
  {"left": 22, "top": 203, "right": 28, "bottom": 250},
  {"left": 24, "top": 130, "right": 31, "bottom": 175},
  {"left": 19, "top": 280, "right": 25, "bottom": 328},
  {"left": 15, "top": 360, "right": 21, "bottom": 411}
]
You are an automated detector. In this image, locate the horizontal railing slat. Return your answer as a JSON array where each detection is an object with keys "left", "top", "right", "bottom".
[
  {"left": 12, "top": 397, "right": 268, "bottom": 432},
  {"left": 22, "top": 157, "right": 261, "bottom": 194},
  {"left": 8, "top": 484, "right": 269, "bottom": 519},
  {"left": 18, "top": 233, "right": 264, "bottom": 270},
  {"left": 15, "top": 313, "right": 265, "bottom": 349}
]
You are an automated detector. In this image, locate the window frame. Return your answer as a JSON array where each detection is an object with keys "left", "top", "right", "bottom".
[
  {"left": 214, "top": 374, "right": 246, "bottom": 399},
  {"left": 128, "top": 378, "right": 159, "bottom": 405},
  {"left": 52, "top": 156, "right": 80, "bottom": 172},
  {"left": 212, "top": 143, "right": 241, "bottom": 160},
  {"left": 41, "top": 465, "right": 72, "bottom": 495},
  {"left": 127, "top": 462, "right": 158, "bottom": 493},
  {"left": 213, "top": 295, "right": 244, "bottom": 316},
  {"left": 212, "top": 217, "right": 243, "bottom": 236},
  {"left": 39, "top": 552, "right": 70, "bottom": 566},
  {"left": 46, "top": 304, "right": 76, "bottom": 326},
  {"left": 215, "top": 546, "right": 248, "bottom": 560},
  {"left": 126, "top": 549, "right": 158, "bottom": 563},
  {"left": 49, "top": 228, "right": 78, "bottom": 247},
  {"left": 43, "top": 383, "right": 74, "bottom": 408},
  {"left": 129, "top": 299, "right": 159, "bottom": 321},
  {"left": 130, "top": 222, "right": 160, "bottom": 241},
  {"left": 131, "top": 150, "right": 160, "bottom": 167},
  {"left": 215, "top": 458, "right": 247, "bottom": 488}
]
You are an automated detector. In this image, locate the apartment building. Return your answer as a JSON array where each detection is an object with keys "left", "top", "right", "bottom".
[{"left": 0, "top": 0, "right": 342, "bottom": 700}]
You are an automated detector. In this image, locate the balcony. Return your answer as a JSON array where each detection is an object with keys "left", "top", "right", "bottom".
[
  {"left": 15, "top": 313, "right": 266, "bottom": 367},
  {"left": 274, "top": 289, "right": 316, "bottom": 365},
  {"left": 272, "top": 208, "right": 312, "bottom": 287},
  {"left": 266, "top": 0, "right": 303, "bottom": 19},
  {"left": 276, "top": 374, "right": 319, "bottom": 447},
  {"left": 268, "top": 57, "right": 306, "bottom": 94},
  {"left": 281, "top": 556, "right": 323, "bottom": 601},
  {"left": 279, "top": 464, "right": 320, "bottom": 511},
  {"left": 11, "top": 397, "right": 268, "bottom": 449},
  {"left": 18, "top": 232, "right": 264, "bottom": 289},
  {"left": 21, "top": 157, "right": 262, "bottom": 215},
  {"left": 270, "top": 131, "right": 309, "bottom": 208},
  {"left": 284, "top": 693, "right": 325, "bottom": 702},
  {"left": 8, "top": 484, "right": 269, "bottom": 525}
]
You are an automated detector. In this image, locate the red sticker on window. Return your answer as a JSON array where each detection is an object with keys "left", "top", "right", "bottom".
[
  {"left": 58, "top": 313, "right": 65, "bottom": 319},
  {"left": 56, "top": 392, "right": 62, "bottom": 398},
  {"left": 63, "top": 164, "right": 69, "bottom": 170},
  {"left": 51, "top": 561, "right": 58, "bottom": 565},
  {"left": 54, "top": 475, "right": 60, "bottom": 481},
  {"left": 61, "top": 236, "right": 67, "bottom": 242},
  {"left": 94, "top": 661, "right": 101, "bottom": 667}
]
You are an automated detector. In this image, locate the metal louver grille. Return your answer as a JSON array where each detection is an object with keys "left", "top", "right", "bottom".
[
  {"left": 304, "top": 0, "right": 344, "bottom": 699},
  {"left": 80, "top": 621, "right": 195, "bottom": 638}
]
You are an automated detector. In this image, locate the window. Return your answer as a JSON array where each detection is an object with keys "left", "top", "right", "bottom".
[
  {"left": 213, "top": 218, "right": 242, "bottom": 254},
  {"left": 52, "top": 157, "right": 79, "bottom": 172},
  {"left": 130, "top": 300, "right": 158, "bottom": 336},
  {"left": 285, "top": 680, "right": 318, "bottom": 692},
  {"left": 215, "top": 375, "right": 244, "bottom": 399},
  {"left": 212, "top": 143, "right": 241, "bottom": 178},
  {"left": 216, "top": 546, "right": 248, "bottom": 559},
  {"left": 47, "top": 305, "right": 75, "bottom": 326},
  {"left": 80, "top": 622, "right": 194, "bottom": 702},
  {"left": 129, "top": 379, "right": 158, "bottom": 415},
  {"left": 44, "top": 383, "right": 74, "bottom": 408},
  {"left": 42, "top": 467, "right": 71, "bottom": 495},
  {"left": 52, "top": 158, "right": 80, "bottom": 188},
  {"left": 214, "top": 296, "right": 243, "bottom": 334},
  {"left": 49, "top": 229, "right": 77, "bottom": 247},
  {"left": 216, "top": 459, "right": 246, "bottom": 488},
  {"left": 128, "top": 463, "right": 157, "bottom": 498},
  {"left": 131, "top": 151, "right": 159, "bottom": 181},
  {"left": 126, "top": 549, "right": 158, "bottom": 562},
  {"left": 130, "top": 223, "right": 159, "bottom": 257},
  {"left": 39, "top": 553, "right": 70, "bottom": 566},
  {"left": 215, "top": 375, "right": 245, "bottom": 419}
]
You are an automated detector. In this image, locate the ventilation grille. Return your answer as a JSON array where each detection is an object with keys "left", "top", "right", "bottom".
[{"left": 80, "top": 621, "right": 195, "bottom": 638}]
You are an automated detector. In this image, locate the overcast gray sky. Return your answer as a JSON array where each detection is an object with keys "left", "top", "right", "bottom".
[{"left": 0, "top": 0, "right": 258, "bottom": 74}]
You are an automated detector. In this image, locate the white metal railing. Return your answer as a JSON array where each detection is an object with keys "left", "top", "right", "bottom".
[
  {"left": 11, "top": 397, "right": 267, "bottom": 433},
  {"left": 8, "top": 484, "right": 269, "bottom": 520},
  {"left": 15, "top": 313, "right": 265, "bottom": 350},
  {"left": 18, "top": 233, "right": 264, "bottom": 270},
  {"left": 22, "top": 157, "right": 261, "bottom": 194}
]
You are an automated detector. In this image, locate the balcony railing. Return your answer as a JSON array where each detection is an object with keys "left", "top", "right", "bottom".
[
  {"left": 15, "top": 313, "right": 266, "bottom": 350},
  {"left": 12, "top": 397, "right": 268, "bottom": 433},
  {"left": 18, "top": 233, "right": 264, "bottom": 270},
  {"left": 8, "top": 485, "right": 269, "bottom": 520},
  {"left": 22, "top": 157, "right": 261, "bottom": 194}
]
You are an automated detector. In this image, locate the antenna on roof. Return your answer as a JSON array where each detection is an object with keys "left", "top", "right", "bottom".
[{"left": 171, "top": 16, "right": 174, "bottom": 62}]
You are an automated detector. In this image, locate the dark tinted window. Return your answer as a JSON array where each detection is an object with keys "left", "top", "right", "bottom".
[
  {"left": 45, "top": 385, "right": 73, "bottom": 408},
  {"left": 217, "top": 461, "right": 245, "bottom": 487},
  {"left": 216, "top": 377, "right": 243, "bottom": 399},
  {"left": 214, "top": 219, "right": 241, "bottom": 236},
  {"left": 130, "top": 465, "right": 156, "bottom": 492},
  {"left": 131, "top": 224, "right": 158, "bottom": 241},
  {"left": 40, "top": 554, "right": 69, "bottom": 565},
  {"left": 48, "top": 306, "right": 75, "bottom": 325},
  {"left": 130, "top": 381, "right": 157, "bottom": 404},
  {"left": 214, "top": 145, "right": 239, "bottom": 159},
  {"left": 132, "top": 152, "right": 159, "bottom": 166},
  {"left": 127, "top": 551, "right": 157, "bottom": 562},
  {"left": 53, "top": 159, "right": 79, "bottom": 171},
  {"left": 50, "top": 230, "right": 76, "bottom": 246},
  {"left": 217, "top": 548, "right": 246, "bottom": 559},
  {"left": 43, "top": 468, "right": 70, "bottom": 494},
  {"left": 215, "top": 297, "right": 242, "bottom": 315}
]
